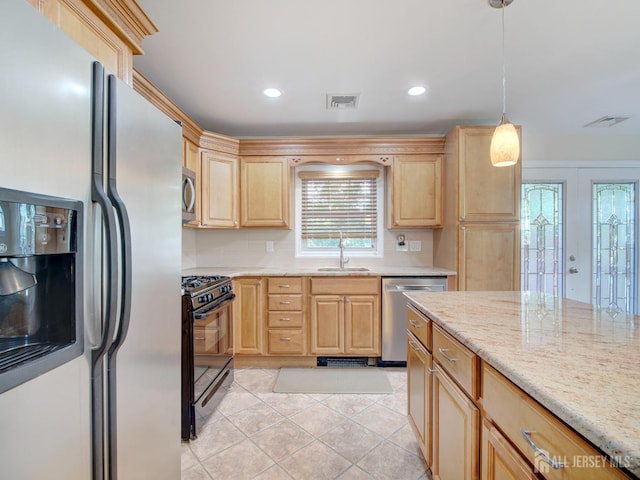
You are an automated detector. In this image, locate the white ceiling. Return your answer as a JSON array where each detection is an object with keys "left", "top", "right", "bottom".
[{"left": 134, "top": 0, "right": 640, "bottom": 138}]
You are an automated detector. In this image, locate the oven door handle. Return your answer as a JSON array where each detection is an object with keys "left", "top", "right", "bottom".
[{"left": 193, "top": 294, "right": 235, "bottom": 319}]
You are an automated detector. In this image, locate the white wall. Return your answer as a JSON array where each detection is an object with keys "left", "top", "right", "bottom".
[{"left": 522, "top": 132, "right": 640, "bottom": 162}]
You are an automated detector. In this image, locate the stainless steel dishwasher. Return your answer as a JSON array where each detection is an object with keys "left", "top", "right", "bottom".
[{"left": 380, "top": 276, "right": 447, "bottom": 365}]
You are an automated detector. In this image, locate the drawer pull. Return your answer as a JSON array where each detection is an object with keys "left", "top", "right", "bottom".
[
  {"left": 280, "top": 337, "right": 292, "bottom": 342},
  {"left": 195, "top": 337, "right": 205, "bottom": 341},
  {"left": 409, "top": 319, "right": 423, "bottom": 328},
  {"left": 279, "top": 317, "right": 291, "bottom": 321},
  {"left": 428, "top": 368, "right": 436, "bottom": 373},
  {"left": 438, "top": 348, "right": 458, "bottom": 363},
  {"left": 520, "top": 429, "right": 566, "bottom": 470},
  {"left": 279, "top": 301, "right": 291, "bottom": 305},
  {"left": 408, "top": 340, "right": 421, "bottom": 351},
  {"left": 279, "top": 284, "right": 290, "bottom": 288}
]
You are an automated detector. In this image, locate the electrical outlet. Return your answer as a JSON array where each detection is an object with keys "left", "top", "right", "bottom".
[
  {"left": 266, "top": 241, "right": 274, "bottom": 252},
  {"left": 409, "top": 240, "right": 422, "bottom": 252},
  {"left": 396, "top": 234, "right": 408, "bottom": 252}
]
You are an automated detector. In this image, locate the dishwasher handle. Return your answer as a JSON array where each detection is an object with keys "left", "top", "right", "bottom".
[{"left": 385, "top": 284, "right": 445, "bottom": 292}]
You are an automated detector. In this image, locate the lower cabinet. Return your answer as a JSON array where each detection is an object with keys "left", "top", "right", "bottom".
[
  {"left": 233, "top": 277, "right": 264, "bottom": 355},
  {"left": 432, "top": 363, "right": 480, "bottom": 480},
  {"left": 481, "top": 421, "right": 535, "bottom": 480},
  {"left": 407, "top": 331, "right": 432, "bottom": 467},
  {"left": 310, "top": 277, "right": 380, "bottom": 356}
]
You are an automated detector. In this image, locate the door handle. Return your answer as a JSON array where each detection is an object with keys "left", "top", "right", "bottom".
[{"left": 568, "top": 267, "right": 579, "bottom": 274}]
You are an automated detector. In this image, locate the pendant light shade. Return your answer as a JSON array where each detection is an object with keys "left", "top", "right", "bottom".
[
  {"left": 490, "top": 0, "right": 519, "bottom": 168},
  {"left": 490, "top": 114, "right": 519, "bottom": 166}
]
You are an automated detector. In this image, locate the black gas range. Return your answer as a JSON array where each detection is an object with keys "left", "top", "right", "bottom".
[{"left": 181, "top": 275, "right": 235, "bottom": 440}]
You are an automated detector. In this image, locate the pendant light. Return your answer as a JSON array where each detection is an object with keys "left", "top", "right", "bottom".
[{"left": 489, "top": 0, "right": 520, "bottom": 167}]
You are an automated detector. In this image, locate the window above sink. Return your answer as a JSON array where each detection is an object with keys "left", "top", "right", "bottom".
[{"left": 294, "top": 164, "right": 384, "bottom": 259}]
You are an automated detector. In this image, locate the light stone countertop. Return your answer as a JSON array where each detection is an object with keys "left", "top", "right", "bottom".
[
  {"left": 404, "top": 290, "right": 640, "bottom": 478},
  {"left": 182, "top": 265, "right": 456, "bottom": 277}
]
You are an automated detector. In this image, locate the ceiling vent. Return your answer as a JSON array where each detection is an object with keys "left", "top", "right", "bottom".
[
  {"left": 326, "top": 94, "right": 359, "bottom": 110},
  {"left": 584, "top": 115, "right": 630, "bottom": 128}
]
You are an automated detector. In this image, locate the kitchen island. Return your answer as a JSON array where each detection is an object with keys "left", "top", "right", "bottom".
[{"left": 404, "top": 290, "right": 639, "bottom": 479}]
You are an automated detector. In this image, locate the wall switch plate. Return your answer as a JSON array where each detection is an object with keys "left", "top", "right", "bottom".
[
  {"left": 266, "top": 241, "right": 274, "bottom": 252},
  {"left": 409, "top": 240, "right": 422, "bottom": 252}
]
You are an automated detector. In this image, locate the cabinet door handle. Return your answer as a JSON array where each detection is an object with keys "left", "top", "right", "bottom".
[
  {"left": 438, "top": 348, "right": 458, "bottom": 363},
  {"left": 279, "top": 301, "right": 291, "bottom": 305},
  {"left": 409, "top": 319, "right": 423, "bottom": 328},
  {"left": 428, "top": 368, "right": 436, "bottom": 374},
  {"left": 280, "top": 337, "right": 291, "bottom": 342},
  {"left": 520, "top": 429, "right": 566, "bottom": 470}
]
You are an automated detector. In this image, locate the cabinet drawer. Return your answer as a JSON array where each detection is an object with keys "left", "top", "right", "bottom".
[
  {"left": 268, "top": 294, "right": 302, "bottom": 311},
  {"left": 267, "top": 311, "right": 303, "bottom": 328},
  {"left": 267, "top": 329, "right": 305, "bottom": 354},
  {"left": 268, "top": 277, "right": 303, "bottom": 294},
  {"left": 482, "top": 364, "right": 628, "bottom": 480},
  {"left": 311, "top": 277, "right": 380, "bottom": 295},
  {"left": 407, "top": 305, "right": 431, "bottom": 350},
  {"left": 432, "top": 325, "right": 478, "bottom": 399}
]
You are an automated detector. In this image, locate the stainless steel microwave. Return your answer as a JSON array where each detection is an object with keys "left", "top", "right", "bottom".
[{"left": 182, "top": 167, "right": 196, "bottom": 224}]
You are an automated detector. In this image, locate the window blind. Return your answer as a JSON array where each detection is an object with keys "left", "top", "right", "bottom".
[{"left": 299, "top": 170, "right": 379, "bottom": 240}]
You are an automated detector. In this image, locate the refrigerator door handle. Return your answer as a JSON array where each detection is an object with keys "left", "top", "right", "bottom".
[{"left": 90, "top": 61, "right": 120, "bottom": 480}]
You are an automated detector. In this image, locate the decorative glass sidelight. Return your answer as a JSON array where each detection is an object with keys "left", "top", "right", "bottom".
[
  {"left": 521, "top": 183, "right": 564, "bottom": 297},
  {"left": 592, "top": 183, "right": 636, "bottom": 314}
]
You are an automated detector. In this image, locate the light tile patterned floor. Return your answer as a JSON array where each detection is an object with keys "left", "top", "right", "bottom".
[{"left": 181, "top": 367, "right": 432, "bottom": 480}]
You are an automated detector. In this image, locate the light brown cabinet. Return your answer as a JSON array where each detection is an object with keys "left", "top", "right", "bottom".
[
  {"left": 434, "top": 125, "right": 521, "bottom": 291},
  {"left": 309, "top": 277, "right": 380, "bottom": 356},
  {"left": 482, "top": 363, "right": 629, "bottom": 480},
  {"left": 201, "top": 150, "right": 239, "bottom": 228},
  {"left": 266, "top": 277, "right": 306, "bottom": 355},
  {"left": 458, "top": 223, "right": 520, "bottom": 291},
  {"left": 389, "top": 155, "right": 443, "bottom": 228},
  {"left": 407, "top": 330, "right": 433, "bottom": 467},
  {"left": 481, "top": 421, "right": 535, "bottom": 480},
  {"left": 240, "top": 156, "right": 290, "bottom": 228},
  {"left": 432, "top": 363, "right": 480, "bottom": 480},
  {"left": 233, "top": 278, "right": 264, "bottom": 355}
]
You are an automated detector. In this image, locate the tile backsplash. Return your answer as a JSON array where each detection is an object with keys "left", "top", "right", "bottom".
[{"left": 182, "top": 228, "right": 433, "bottom": 270}]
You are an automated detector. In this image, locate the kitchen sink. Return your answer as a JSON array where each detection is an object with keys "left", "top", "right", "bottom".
[{"left": 317, "top": 267, "right": 370, "bottom": 272}]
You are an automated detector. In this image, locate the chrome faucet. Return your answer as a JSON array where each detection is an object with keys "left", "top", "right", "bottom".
[{"left": 338, "top": 231, "right": 350, "bottom": 269}]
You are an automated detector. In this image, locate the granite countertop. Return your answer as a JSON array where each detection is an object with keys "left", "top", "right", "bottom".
[
  {"left": 182, "top": 265, "right": 456, "bottom": 277},
  {"left": 404, "top": 290, "right": 640, "bottom": 478}
]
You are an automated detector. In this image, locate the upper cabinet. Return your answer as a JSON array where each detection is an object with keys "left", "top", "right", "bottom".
[
  {"left": 27, "top": 0, "right": 158, "bottom": 85},
  {"left": 389, "top": 155, "right": 443, "bottom": 228},
  {"left": 201, "top": 150, "right": 239, "bottom": 228},
  {"left": 240, "top": 156, "right": 290, "bottom": 228},
  {"left": 454, "top": 126, "right": 521, "bottom": 222}
]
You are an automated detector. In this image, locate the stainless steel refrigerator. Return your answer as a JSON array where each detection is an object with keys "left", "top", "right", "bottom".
[{"left": 0, "top": 1, "right": 182, "bottom": 479}]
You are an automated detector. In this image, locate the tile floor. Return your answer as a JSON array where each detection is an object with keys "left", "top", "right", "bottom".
[{"left": 181, "top": 367, "right": 432, "bottom": 480}]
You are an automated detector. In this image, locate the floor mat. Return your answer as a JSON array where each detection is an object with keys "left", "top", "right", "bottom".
[{"left": 273, "top": 367, "right": 393, "bottom": 394}]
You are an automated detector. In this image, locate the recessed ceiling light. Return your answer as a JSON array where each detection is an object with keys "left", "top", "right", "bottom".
[
  {"left": 408, "top": 86, "right": 427, "bottom": 96},
  {"left": 263, "top": 88, "right": 282, "bottom": 98}
]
